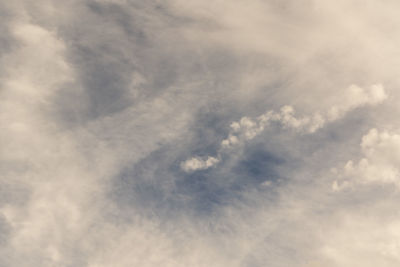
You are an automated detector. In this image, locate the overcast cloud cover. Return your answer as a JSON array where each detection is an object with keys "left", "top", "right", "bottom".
[{"left": 1, "top": 0, "right": 400, "bottom": 266}]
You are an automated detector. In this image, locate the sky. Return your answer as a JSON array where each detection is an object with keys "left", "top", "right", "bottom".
[{"left": 1, "top": 0, "right": 400, "bottom": 266}]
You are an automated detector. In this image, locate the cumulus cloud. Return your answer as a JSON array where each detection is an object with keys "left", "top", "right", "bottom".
[
  {"left": 182, "top": 84, "right": 386, "bottom": 172},
  {"left": 333, "top": 128, "right": 400, "bottom": 190},
  {"left": 180, "top": 156, "right": 220, "bottom": 172}
]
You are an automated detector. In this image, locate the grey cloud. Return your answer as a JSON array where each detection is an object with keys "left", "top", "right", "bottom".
[{"left": 1, "top": 0, "right": 400, "bottom": 266}]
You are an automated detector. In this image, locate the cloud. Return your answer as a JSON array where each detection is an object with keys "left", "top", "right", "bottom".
[
  {"left": 180, "top": 156, "right": 220, "bottom": 172},
  {"left": 333, "top": 128, "right": 400, "bottom": 190},
  {"left": 0, "top": 20, "right": 91, "bottom": 265},
  {"left": 182, "top": 84, "right": 386, "bottom": 172},
  {"left": 327, "top": 84, "right": 387, "bottom": 121},
  {"left": 1, "top": 0, "right": 400, "bottom": 266}
]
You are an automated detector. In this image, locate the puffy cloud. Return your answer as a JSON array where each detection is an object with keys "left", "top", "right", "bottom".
[
  {"left": 334, "top": 128, "right": 400, "bottom": 190},
  {"left": 327, "top": 84, "right": 387, "bottom": 121},
  {"left": 182, "top": 84, "right": 386, "bottom": 172},
  {"left": 180, "top": 156, "right": 220, "bottom": 172}
]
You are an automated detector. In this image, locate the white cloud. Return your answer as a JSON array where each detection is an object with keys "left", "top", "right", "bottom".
[
  {"left": 327, "top": 84, "right": 387, "bottom": 121},
  {"left": 180, "top": 156, "right": 220, "bottom": 172},
  {"left": 333, "top": 128, "right": 400, "bottom": 190},
  {"left": 182, "top": 84, "right": 386, "bottom": 172}
]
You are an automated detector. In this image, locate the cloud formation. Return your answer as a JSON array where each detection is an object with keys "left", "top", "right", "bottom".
[
  {"left": 1, "top": 1, "right": 400, "bottom": 266},
  {"left": 182, "top": 84, "right": 386, "bottom": 172},
  {"left": 333, "top": 128, "right": 400, "bottom": 190}
]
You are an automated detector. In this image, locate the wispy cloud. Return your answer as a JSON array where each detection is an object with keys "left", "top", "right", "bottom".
[{"left": 1, "top": 0, "right": 400, "bottom": 266}]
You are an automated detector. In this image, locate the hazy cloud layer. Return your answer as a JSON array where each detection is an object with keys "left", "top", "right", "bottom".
[{"left": 1, "top": 1, "right": 400, "bottom": 266}]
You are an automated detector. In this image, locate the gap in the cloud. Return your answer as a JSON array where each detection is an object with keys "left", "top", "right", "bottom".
[{"left": 107, "top": 139, "right": 289, "bottom": 220}]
